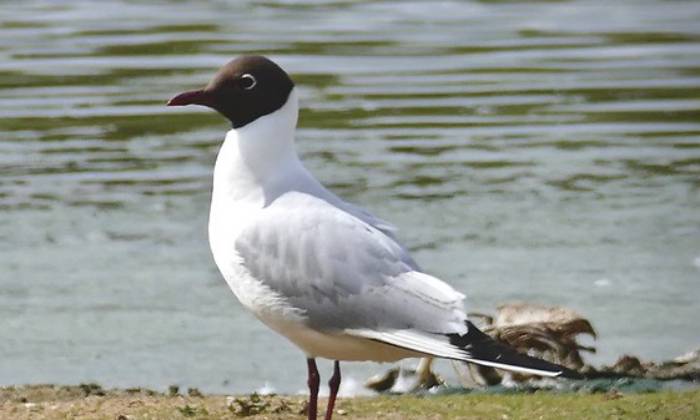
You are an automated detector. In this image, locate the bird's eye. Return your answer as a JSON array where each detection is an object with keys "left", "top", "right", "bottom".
[{"left": 240, "top": 74, "right": 257, "bottom": 90}]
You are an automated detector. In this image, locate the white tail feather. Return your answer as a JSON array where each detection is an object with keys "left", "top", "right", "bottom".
[{"left": 465, "top": 357, "right": 562, "bottom": 377}]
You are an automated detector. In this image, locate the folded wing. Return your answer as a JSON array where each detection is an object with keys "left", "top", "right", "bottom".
[
  {"left": 234, "top": 191, "right": 468, "bottom": 336},
  {"left": 236, "top": 191, "right": 573, "bottom": 378}
]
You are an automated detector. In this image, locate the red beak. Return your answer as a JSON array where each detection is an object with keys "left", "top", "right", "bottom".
[{"left": 166, "top": 89, "right": 214, "bottom": 107}]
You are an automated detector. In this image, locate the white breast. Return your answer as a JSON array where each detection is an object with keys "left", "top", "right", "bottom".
[{"left": 208, "top": 89, "right": 309, "bottom": 326}]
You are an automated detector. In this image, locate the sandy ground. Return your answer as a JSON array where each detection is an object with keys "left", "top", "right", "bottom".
[{"left": 1, "top": 384, "right": 699, "bottom": 419}]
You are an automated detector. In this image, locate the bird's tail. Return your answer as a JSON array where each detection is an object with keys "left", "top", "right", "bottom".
[{"left": 449, "top": 321, "right": 581, "bottom": 379}]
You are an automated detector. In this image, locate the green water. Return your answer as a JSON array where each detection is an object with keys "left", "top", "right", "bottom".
[{"left": 1, "top": 0, "right": 699, "bottom": 394}]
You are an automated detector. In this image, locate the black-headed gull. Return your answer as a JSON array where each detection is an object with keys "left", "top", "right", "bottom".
[{"left": 168, "top": 55, "right": 577, "bottom": 420}]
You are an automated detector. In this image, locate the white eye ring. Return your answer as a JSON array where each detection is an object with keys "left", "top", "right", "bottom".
[{"left": 240, "top": 73, "right": 257, "bottom": 90}]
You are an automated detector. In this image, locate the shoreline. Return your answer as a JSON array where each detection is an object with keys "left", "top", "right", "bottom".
[{"left": 2, "top": 384, "right": 698, "bottom": 419}]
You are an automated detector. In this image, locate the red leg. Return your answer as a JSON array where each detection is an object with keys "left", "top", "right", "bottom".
[
  {"left": 307, "top": 358, "right": 320, "bottom": 420},
  {"left": 324, "top": 360, "right": 341, "bottom": 420}
]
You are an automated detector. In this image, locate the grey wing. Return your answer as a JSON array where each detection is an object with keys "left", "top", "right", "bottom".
[
  {"left": 289, "top": 163, "right": 402, "bottom": 242},
  {"left": 234, "top": 191, "right": 467, "bottom": 337},
  {"left": 338, "top": 200, "right": 398, "bottom": 237}
]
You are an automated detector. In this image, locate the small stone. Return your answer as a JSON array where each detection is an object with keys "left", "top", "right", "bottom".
[
  {"left": 168, "top": 385, "right": 179, "bottom": 397},
  {"left": 187, "top": 387, "right": 203, "bottom": 398},
  {"left": 337, "top": 409, "right": 348, "bottom": 415}
]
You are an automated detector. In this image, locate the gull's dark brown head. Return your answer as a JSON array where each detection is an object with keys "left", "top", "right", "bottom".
[{"left": 167, "top": 55, "right": 295, "bottom": 129}]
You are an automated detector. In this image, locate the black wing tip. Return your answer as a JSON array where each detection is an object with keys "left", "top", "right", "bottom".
[{"left": 450, "top": 321, "right": 582, "bottom": 379}]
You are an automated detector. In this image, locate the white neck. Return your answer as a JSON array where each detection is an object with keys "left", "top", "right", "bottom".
[{"left": 212, "top": 88, "right": 301, "bottom": 205}]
